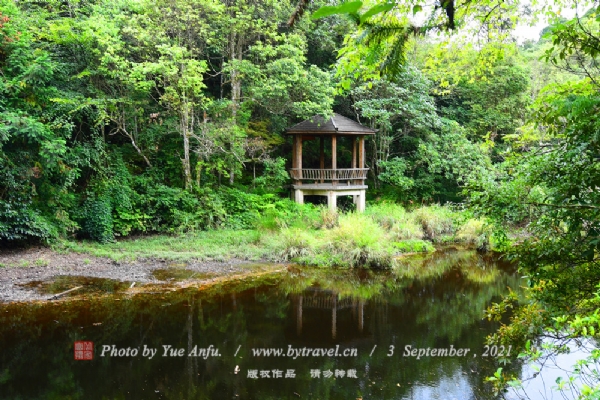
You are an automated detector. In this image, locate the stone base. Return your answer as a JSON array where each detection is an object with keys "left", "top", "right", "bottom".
[{"left": 291, "top": 185, "right": 367, "bottom": 212}]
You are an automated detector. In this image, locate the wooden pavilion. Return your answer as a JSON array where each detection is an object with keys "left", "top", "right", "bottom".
[
  {"left": 291, "top": 289, "right": 367, "bottom": 340},
  {"left": 286, "top": 113, "right": 375, "bottom": 212}
]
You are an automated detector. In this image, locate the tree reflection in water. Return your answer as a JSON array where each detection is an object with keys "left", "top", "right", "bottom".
[{"left": 0, "top": 249, "right": 523, "bottom": 399}]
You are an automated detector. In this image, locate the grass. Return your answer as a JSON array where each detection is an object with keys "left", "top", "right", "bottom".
[
  {"left": 411, "top": 205, "right": 457, "bottom": 241},
  {"left": 392, "top": 240, "right": 435, "bottom": 253},
  {"left": 34, "top": 258, "right": 49, "bottom": 267},
  {"left": 57, "top": 230, "right": 280, "bottom": 263},
  {"left": 313, "top": 213, "right": 394, "bottom": 268},
  {"left": 55, "top": 203, "right": 490, "bottom": 269}
]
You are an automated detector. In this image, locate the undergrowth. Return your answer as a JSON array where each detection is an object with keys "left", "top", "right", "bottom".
[{"left": 57, "top": 202, "right": 490, "bottom": 269}]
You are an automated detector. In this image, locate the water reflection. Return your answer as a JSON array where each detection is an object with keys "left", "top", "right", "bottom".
[
  {"left": 0, "top": 249, "right": 523, "bottom": 399},
  {"left": 290, "top": 291, "right": 368, "bottom": 340}
]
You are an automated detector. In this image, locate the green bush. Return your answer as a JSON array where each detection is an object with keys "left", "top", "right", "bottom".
[
  {"left": 0, "top": 198, "right": 57, "bottom": 242},
  {"left": 81, "top": 195, "right": 114, "bottom": 243},
  {"left": 254, "top": 157, "right": 289, "bottom": 191},
  {"left": 108, "top": 158, "right": 146, "bottom": 236},
  {"left": 456, "top": 218, "right": 490, "bottom": 249}
]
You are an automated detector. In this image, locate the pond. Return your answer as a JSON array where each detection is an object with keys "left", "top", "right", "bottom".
[{"left": 0, "top": 248, "right": 524, "bottom": 399}]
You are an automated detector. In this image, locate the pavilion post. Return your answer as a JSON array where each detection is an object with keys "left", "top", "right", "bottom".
[
  {"left": 292, "top": 135, "right": 295, "bottom": 168},
  {"left": 358, "top": 136, "right": 365, "bottom": 185},
  {"left": 352, "top": 137, "right": 357, "bottom": 168},
  {"left": 352, "top": 137, "right": 357, "bottom": 184},
  {"left": 294, "top": 135, "right": 302, "bottom": 184},
  {"left": 320, "top": 136, "right": 325, "bottom": 183},
  {"left": 331, "top": 135, "right": 337, "bottom": 187}
]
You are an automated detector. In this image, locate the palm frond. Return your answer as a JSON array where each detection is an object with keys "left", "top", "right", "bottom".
[{"left": 358, "top": 21, "right": 421, "bottom": 81}]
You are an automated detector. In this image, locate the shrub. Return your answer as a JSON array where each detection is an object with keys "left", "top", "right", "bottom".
[
  {"left": 0, "top": 198, "right": 57, "bottom": 243},
  {"left": 254, "top": 157, "right": 289, "bottom": 191},
  {"left": 412, "top": 205, "right": 457, "bottom": 241},
  {"left": 255, "top": 200, "right": 321, "bottom": 231},
  {"left": 81, "top": 195, "right": 114, "bottom": 243},
  {"left": 456, "top": 218, "right": 490, "bottom": 249}
]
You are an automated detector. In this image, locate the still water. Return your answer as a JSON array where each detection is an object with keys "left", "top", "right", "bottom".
[{"left": 0, "top": 249, "right": 523, "bottom": 399}]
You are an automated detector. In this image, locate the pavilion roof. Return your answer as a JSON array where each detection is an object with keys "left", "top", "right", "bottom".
[{"left": 285, "top": 113, "right": 376, "bottom": 135}]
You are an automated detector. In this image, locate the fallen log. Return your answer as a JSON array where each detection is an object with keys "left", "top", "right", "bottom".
[{"left": 49, "top": 286, "right": 83, "bottom": 300}]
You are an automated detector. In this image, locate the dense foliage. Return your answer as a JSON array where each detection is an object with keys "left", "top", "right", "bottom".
[
  {"left": 0, "top": 0, "right": 519, "bottom": 244},
  {"left": 2, "top": 0, "right": 600, "bottom": 397}
]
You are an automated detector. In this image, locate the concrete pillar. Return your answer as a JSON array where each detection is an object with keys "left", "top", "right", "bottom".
[
  {"left": 294, "top": 189, "right": 304, "bottom": 204},
  {"left": 357, "top": 190, "right": 366, "bottom": 212},
  {"left": 327, "top": 191, "right": 336, "bottom": 210}
]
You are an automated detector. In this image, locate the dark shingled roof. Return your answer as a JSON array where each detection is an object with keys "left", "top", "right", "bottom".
[{"left": 285, "top": 113, "right": 376, "bottom": 135}]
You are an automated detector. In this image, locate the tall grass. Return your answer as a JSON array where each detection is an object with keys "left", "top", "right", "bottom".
[
  {"left": 59, "top": 202, "right": 489, "bottom": 270},
  {"left": 366, "top": 203, "right": 423, "bottom": 241},
  {"left": 320, "top": 213, "right": 394, "bottom": 268},
  {"left": 411, "top": 205, "right": 457, "bottom": 241}
]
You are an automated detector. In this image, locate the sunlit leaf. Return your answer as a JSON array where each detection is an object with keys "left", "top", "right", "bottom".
[
  {"left": 360, "top": 3, "right": 394, "bottom": 24},
  {"left": 311, "top": 1, "right": 363, "bottom": 20}
]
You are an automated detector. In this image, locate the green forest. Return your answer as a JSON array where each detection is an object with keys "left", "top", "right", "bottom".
[{"left": 1, "top": 0, "right": 600, "bottom": 396}]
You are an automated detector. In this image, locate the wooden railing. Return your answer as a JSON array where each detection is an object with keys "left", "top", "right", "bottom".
[
  {"left": 302, "top": 294, "right": 355, "bottom": 310},
  {"left": 289, "top": 168, "right": 368, "bottom": 183}
]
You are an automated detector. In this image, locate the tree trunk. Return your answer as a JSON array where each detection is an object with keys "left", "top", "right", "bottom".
[
  {"left": 229, "top": 32, "right": 242, "bottom": 120},
  {"left": 227, "top": 32, "right": 244, "bottom": 186},
  {"left": 181, "top": 100, "right": 193, "bottom": 191},
  {"left": 182, "top": 125, "right": 192, "bottom": 190}
]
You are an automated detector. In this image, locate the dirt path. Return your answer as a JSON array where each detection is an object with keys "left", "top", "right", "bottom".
[{"left": 0, "top": 247, "right": 282, "bottom": 302}]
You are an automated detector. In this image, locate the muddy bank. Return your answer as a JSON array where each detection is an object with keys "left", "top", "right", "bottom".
[{"left": 0, "top": 247, "right": 283, "bottom": 303}]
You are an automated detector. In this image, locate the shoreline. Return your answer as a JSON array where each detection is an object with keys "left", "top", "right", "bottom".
[{"left": 0, "top": 246, "right": 283, "bottom": 303}]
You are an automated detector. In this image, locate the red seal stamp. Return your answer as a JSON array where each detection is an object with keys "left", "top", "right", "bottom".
[{"left": 74, "top": 341, "right": 94, "bottom": 360}]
